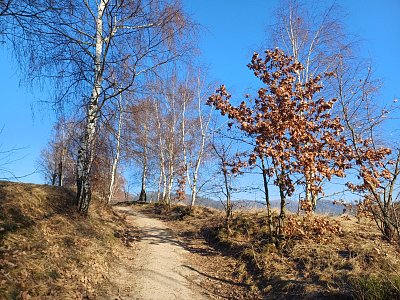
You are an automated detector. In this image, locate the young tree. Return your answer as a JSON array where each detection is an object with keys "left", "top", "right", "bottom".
[
  {"left": 208, "top": 49, "right": 350, "bottom": 236},
  {"left": 146, "top": 69, "right": 213, "bottom": 208},
  {"left": 37, "top": 117, "right": 76, "bottom": 187},
  {"left": 334, "top": 58, "right": 400, "bottom": 241},
  {"left": 154, "top": 97, "right": 168, "bottom": 203},
  {"left": 106, "top": 94, "right": 124, "bottom": 204},
  {"left": 38, "top": 146, "right": 58, "bottom": 185},
  {"left": 211, "top": 135, "right": 234, "bottom": 221},
  {"left": 268, "top": 0, "right": 351, "bottom": 206},
  {"left": 150, "top": 71, "right": 188, "bottom": 207},
  {"left": 180, "top": 71, "right": 214, "bottom": 209},
  {"left": 124, "top": 98, "right": 155, "bottom": 203}
]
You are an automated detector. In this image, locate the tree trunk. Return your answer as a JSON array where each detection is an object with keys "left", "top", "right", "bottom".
[
  {"left": 76, "top": 136, "right": 93, "bottom": 214},
  {"left": 165, "top": 165, "right": 174, "bottom": 207},
  {"left": 223, "top": 165, "right": 232, "bottom": 220},
  {"left": 138, "top": 188, "right": 147, "bottom": 203},
  {"left": 108, "top": 95, "right": 123, "bottom": 204},
  {"left": 186, "top": 80, "right": 213, "bottom": 210},
  {"left": 138, "top": 156, "right": 148, "bottom": 203},
  {"left": 305, "top": 177, "right": 311, "bottom": 204},
  {"left": 383, "top": 219, "right": 394, "bottom": 241},
  {"left": 261, "top": 156, "right": 273, "bottom": 235},
  {"left": 278, "top": 186, "right": 286, "bottom": 237},
  {"left": 382, "top": 201, "right": 394, "bottom": 241},
  {"left": 165, "top": 115, "right": 175, "bottom": 207},
  {"left": 157, "top": 166, "right": 163, "bottom": 203},
  {"left": 311, "top": 192, "right": 317, "bottom": 211},
  {"left": 277, "top": 170, "right": 286, "bottom": 237},
  {"left": 51, "top": 172, "right": 57, "bottom": 185},
  {"left": 162, "top": 168, "right": 167, "bottom": 204},
  {"left": 57, "top": 159, "right": 63, "bottom": 186},
  {"left": 190, "top": 177, "right": 197, "bottom": 208},
  {"left": 154, "top": 100, "right": 166, "bottom": 204},
  {"left": 305, "top": 171, "right": 318, "bottom": 211},
  {"left": 76, "top": 0, "right": 107, "bottom": 215}
]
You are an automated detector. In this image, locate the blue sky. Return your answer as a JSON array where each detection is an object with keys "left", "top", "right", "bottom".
[{"left": 0, "top": 0, "right": 399, "bottom": 185}]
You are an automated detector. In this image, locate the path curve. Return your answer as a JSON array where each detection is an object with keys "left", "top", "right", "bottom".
[{"left": 113, "top": 206, "right": 207, "bottom": 300}]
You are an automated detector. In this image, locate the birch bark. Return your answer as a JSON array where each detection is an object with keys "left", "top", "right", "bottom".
[
  {"left": 108, "top": 94, "right": 123, "bottom": 204},
  {"left": 77, "top": 0, "right": 108, "bottom": 214}
]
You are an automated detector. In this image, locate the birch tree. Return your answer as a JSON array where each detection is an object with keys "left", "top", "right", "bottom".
[
  {"left": 37, "top": 117, "right": 78, "bottom": 187},
  {"left": 125, "top": 98, "right": 155, "bottom": 203},
  {"left": 146, "top": 72, "right": 183, "bottom": 206},
  {"left": 107, "top": 95, "right": 124, "bottom": 204},
  {"left": 181, "top": 72, "right": 214, "bottom": 209},
  {"left": 154, "top": 98, "right": 167, "bottom": 203},
  {"left": 269, "top": 0, "right": 348, "bottom": 82},
  {"left": 163, "top": 77, "right": 180, "bottom": 205},
  {"left": 12, "top": 0, "right": 193, "bottom": 214},
  {"left": 333, "top": 57, "right": 400, "bottom": 241},
  {"left": 211, "top": 135, "right": 234, "bottom": 221},
  {"left": 268, "top": 0, "right": 351, "bottom": 208}
]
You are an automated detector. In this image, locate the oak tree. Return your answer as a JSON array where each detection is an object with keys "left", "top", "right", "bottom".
[{"left": 208, "top": 49, "right": 350, "bottom": 235}]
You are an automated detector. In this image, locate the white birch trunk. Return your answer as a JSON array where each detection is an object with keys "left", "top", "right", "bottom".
[
  {"left": 162, "top": 167, "right": 167, "bottom": 202},
  {"left": 77, "top": 0, "right": 108, "bottom": 214},
  {"left": 108, "top": 95, "right": 123, "bottom": 204},
  {"left": 165, "top": 88, "right": 177, "bottom": 206},
  {"left": 156, "top": 166, "right": 163, "bottom": 203},
  {"left": 189, "top": 102, "right": 211, "bottom": 208},
  {"left": 154, "top": 101, "right": 167, "bottom": 203},
  {"left": 139, "top": 158, "right": 148, "bottom": 202},
  {"left": 187, "top": 76, "right": 213, "bottom": 208},
  {"left": 166, "top": 157, "right": 174, "bottom": 205},
  {"left": 139, "top": 122, "right": 149, "bottom": 202}
]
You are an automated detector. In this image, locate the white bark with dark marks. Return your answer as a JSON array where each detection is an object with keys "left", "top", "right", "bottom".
[{"left": 76, "top": 0, "right": 108, "bottom": 214}]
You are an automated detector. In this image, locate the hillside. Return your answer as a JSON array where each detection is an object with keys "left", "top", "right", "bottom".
[
  {"left": 0, "top": 181, "right": 137, "bottom": 299},
  {"left": 135, "top": 203, "right": 400, "bottom": 299},
  {"left": 2, "top": 182, "right": 400, "bottom": 299}
]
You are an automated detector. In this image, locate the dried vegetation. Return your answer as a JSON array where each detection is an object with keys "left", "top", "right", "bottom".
[
  {"left": 0, "top": 181, "right": 133, "bottom": 299},
  {"left": 141, "top": 203, "right": 400, "bottom": 300}
]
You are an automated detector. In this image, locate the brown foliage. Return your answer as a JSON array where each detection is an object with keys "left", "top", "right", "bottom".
[
  {"left": 208, "top": 49, "right": 351, "bottom": 197},
  {"left": 284, "top": 214, "right": 342, "bottom": 240},
  {"left": 208, "top": 49, "right": 351, "bottom": 233}
]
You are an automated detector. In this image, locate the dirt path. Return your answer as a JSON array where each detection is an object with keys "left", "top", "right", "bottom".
[{"left": 113, "top": 206, "right": 207, "bottom": 300}]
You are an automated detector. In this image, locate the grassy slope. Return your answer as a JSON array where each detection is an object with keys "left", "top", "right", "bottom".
[
  {"left": 0, "top": 181, "right": 131, "bottom": 300},
  {"left": 2, "top": 181, "right": 399, "bottom": 300},
  {"left": 139, "top": 204, "right": 400, "bottom": 300}
]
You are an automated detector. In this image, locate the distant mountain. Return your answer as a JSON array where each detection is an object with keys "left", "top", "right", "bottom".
[
  {"left": 193, "top": 197, "right": 346, "bottom": 216},
  {"left": 284, "top": 199, "right": 346, "bottom": 215},
  {"left": 117, "top": 191, "right": 346, "bottom": 216}
]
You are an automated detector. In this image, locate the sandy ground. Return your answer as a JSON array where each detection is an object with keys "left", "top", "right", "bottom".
[{"left": 112, "top": 206, "right": 208, "bottom": 300}]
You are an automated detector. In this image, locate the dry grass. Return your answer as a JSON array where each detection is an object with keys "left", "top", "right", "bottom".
[
  {"left": 134, "top": 203, "right": 263, "bottom": 299},
  {"left": 0, "top": 181, "right": 132, "bottom": 300},
  {"left": 139, "top": 203, "right": 400, "bottom": 299},
  {"left": 220, "top": 212, "right": 400, "bottom": 299}
]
